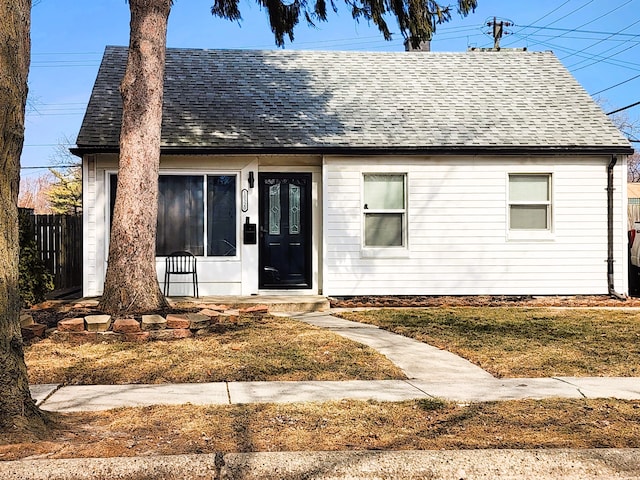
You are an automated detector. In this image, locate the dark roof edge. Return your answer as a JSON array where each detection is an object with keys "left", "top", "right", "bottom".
[{"left": 71, "top": 144, "right": 635, "bottom": 157}]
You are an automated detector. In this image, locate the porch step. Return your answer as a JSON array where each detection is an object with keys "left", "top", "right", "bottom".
[{"left": 175, "top": 295, "right": 330, "bottom": 314}]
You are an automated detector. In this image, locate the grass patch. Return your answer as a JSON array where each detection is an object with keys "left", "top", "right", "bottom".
[
  {"left": 336, "top": 307, "right": 640, "bottom": 377},
  {"left": 2, "top": 398, "right": 639, "bottom": 460},
  {"left": 25, "top": 316, "right": 405, "bottom": 384}
]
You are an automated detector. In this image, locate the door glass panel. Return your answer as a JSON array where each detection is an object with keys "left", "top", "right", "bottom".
[
  {"left": 289, "top": 184, "right": 300, "bottom": 235},
  {"left": 269, "top": 183, "right": 281, "bottom": 235}
]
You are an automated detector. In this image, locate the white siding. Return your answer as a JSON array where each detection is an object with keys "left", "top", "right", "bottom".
[
  {"left": 82, "top": 154, "right": 322, "bottom": 297},
  {"left": 82, "top": 155, "right": 98, "bottom": 296},
  {"left": 323, "top": 155, "right": 628, "bottom": 296}
]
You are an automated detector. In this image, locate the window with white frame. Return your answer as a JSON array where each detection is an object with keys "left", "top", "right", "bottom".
[
  {"left": 508, "top": 173, "right": 552, "bottom": 230},
  {"left": 110, "top": 173, "right": 237, "bottom": 256},
  {"left": 363, "top": 173, "right": 406, "bottom": 247}
]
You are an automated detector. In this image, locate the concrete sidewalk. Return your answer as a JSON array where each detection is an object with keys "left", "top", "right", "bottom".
[
  {"left": 4, "top": 449, "right": 640, "bottom": 480},
  {"left": 31, "top": 311, "right": 640, "bottom": 412}
]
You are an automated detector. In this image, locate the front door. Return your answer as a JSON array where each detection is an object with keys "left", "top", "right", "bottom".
[{"left": 259, "top": 173, "right": 312, "bottom": 289}]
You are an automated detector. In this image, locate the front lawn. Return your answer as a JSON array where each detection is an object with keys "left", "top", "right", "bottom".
[
  {"left": 2, "top": 398, "right": 639, "bottom": 460},
  {"left": 25, "top": 315, "right": 405, "bottom": 384},
  {"left": 336, "top": 307, "right": 640, "bottom": 377}
]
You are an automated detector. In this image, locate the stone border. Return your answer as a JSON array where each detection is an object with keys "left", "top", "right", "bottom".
[{"left": 28, "top": 304, "right": 269, "bottom": 344}]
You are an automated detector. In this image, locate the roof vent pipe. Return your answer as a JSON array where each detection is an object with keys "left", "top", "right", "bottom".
[{"left": 608, "top": 155, "right": 626, "bottom": 300}]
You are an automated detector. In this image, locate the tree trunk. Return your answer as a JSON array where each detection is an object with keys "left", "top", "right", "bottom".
[
  {"left": 99, "top": 0, "right": 172, "bottom": 316},
  {"left": 0, "top": 0, "right": 46, "bottom": 432}
]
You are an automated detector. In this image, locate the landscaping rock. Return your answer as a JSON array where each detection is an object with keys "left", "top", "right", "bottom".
[
  {"left": 21, "top": 323, "right": 46, "bottom": 340},
  {"left": 20, "top": 313, "right": 34, "bottom": 327},
  {"left": 219, "top": 311, "right": 239, "bottom": 323},
  {"left": 123, "top": 332, "right": 150, "bottom": 343},
  {"left": 58, "top": 317, "right": 85, "bottom": 332},
  {"left": 73, "top": 299, "right": 99, "bottom": 308},
  {"left": 147, "top": 330, "right": 175, "bottom": 341},
  {"left": 239, "top": 304, "right": 269, "bottom": 316},
  {"left": 85, "top": 314, "right": 112, "bottom": 332},
  {"left": 171, "top": 328, "right": 193, "bottom": 339},
  {"left": 166, "top": 313, "right": 190, "bottom": 329},
  {"left": 113, "top": 318, "right": 141, "bottom": 334},
  {"left": 96, "top": 331, "right": 124, "bottom": 343},
  {"left": 141, "top": 314, "right": 167, "bottom": 331},
  {"left": 186, "top": 313, "right": 211, "bottom": 330},
  {"left": 198, "top": 309, "right": 221, "bottom": 321},
  {"left": 149, "top": 328, "right": 192, "bottom": 340},
  {"left": 196, "top": 303, "right": 229, "bottom": 311}
]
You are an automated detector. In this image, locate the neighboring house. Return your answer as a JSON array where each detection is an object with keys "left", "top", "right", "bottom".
[
  {"left": 629, "top": 183, "right": 640, "bottom": 230},
  {"left": 73, "top": 46, "right": 633, "bottom": 298}
]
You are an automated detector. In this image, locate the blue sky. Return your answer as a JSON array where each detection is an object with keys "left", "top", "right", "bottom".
[{"left": 22, "top": 0, "right": 640, "bottom": 178}]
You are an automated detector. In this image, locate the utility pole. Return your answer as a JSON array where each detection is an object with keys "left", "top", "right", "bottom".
[{"left": 487, "top": 17, "right": 513, "bottom": 50}]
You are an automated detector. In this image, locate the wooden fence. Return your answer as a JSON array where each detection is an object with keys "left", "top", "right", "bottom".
[{"left": 21, "top": 210, "right": 82, "bottom": 290}]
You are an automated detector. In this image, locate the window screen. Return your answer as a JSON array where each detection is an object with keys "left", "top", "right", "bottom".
[
  {"left": 508, "top": 174, "right": 551, "bottom": 230},
  {"left": 363, "top": 174, "right": 406, "bottom": 247}
]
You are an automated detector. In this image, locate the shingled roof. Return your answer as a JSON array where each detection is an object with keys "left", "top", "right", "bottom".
[{"left": 74, "top": 46, "right": 632, "bottom": 155}]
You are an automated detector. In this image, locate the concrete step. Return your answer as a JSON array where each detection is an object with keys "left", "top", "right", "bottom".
[{"left": 173, "top": 295, "right": 330, "bottom": 313}]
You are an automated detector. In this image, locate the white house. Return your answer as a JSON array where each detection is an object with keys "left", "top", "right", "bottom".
[{"left": 73, "top": 47, "right": 633, "bottom": 298}]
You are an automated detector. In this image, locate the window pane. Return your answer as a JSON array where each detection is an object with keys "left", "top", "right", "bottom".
[
  {"left": 509, "top": 175, "right": 549, "bottom": 202},
  {"left": 269, "top": 183, "right": 281, "bottom": 235},
  {"left": 207, "top": 175, "right": 236, "bottom": 256},
  {"left": 364, "top": 175, "right": 404, "bottom": 209},
  {"left": 510, "top": 205, "right": 548, "bottom": 229},
  {"left": 365, "top": 213, "right": 403, "bottom": 246},
  {"left": 157, "top": 176, "right": 204, "bottom": 256},
  {"left": 289, "top": 184, "right": 300, "bottom": 235}
]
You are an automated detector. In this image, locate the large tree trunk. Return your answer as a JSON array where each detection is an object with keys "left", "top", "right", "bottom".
[
  {"left": 0, "top": 0, "right": 45, "bottom": 432},
  {"left": 99, "top": 0, "right": 172, "bottom": 316}
]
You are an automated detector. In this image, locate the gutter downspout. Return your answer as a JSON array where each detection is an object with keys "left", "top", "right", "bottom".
[{"left": 607, "top": 155, "right": 626, "bottom": 300}]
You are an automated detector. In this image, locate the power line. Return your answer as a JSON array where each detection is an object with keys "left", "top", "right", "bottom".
[
  {"left": 24, "top": 144, "right": 74, "bottom": 147},
  {"left": 607, "top": 100, "right": 640, "bottom": 115},
  {"left": 592, "top": 73, "right": 640, "bottom": 95},
  {"left": 502, "top": 0, "right": 576, "bottom": 47},
  {"left": 558, "top": 0, "right": 635, "bottom": 63},
  {"left": 21, "top": 164, "right": 78, "bottom": 170},
  {"left": 511, "top": 34, "right": 640, "bottom": 71},
  {"left": 564, "top": 16, "right": 640, "bottom": 71},
  {"left": 512, "top": 24, "right": 640, "bottom": 38},
  {"left": 504, "top": 0, "right": 596, "bottom": 49}
]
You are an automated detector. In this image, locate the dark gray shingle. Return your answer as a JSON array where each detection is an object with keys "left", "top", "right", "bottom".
[{"left": 75, "top": 46, "right": 631, "bottom": 153}]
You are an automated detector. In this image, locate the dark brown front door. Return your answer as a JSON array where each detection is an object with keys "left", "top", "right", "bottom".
[{"left": 259, "top": 173, "right": 312, "bottom": 289}]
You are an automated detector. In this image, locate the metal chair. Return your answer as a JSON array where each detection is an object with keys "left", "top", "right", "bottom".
[{"left": 164, "top": 251, "right": 198, "bottom": 298}]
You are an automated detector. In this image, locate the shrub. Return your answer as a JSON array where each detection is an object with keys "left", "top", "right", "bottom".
[{"left": 18, "top": 209, "right": 54, "bottom": 307}]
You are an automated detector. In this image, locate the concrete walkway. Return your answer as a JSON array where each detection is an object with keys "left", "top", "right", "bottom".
[{"left": 31, "top": 311, "right": 640, "bottom": 412}]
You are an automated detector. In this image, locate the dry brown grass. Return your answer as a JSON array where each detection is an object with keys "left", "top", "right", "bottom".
[
  {"left": 2, "top": 398, "right": 639, "bottom": 460},
  {"left": 336, "top": 307, "right": 640, "bottom": 377},
  {"left": 25, "top": 316, "right": 405, "bottom": 384}
]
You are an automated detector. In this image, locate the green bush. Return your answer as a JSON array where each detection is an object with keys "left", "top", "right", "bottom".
[{"left": 18, "top": 210, "right": 54, "bottom": 307}]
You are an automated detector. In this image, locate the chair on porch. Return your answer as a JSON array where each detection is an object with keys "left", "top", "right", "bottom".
[{"left": 164, "top": 251, "right": 199, "bottom": 298}]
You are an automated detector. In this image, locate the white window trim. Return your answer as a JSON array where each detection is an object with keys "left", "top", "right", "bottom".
[
  {"left": 361, "top": 172, "right": 410, "bottom": 258},
  {"left": 105, "top": 170, "right": 241, "bottom": 260},
  {"left": 506, "top": 171, "right": 555, "bottom": 242}
]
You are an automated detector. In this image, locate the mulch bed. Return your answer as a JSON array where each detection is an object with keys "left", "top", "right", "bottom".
[{"left": 329, "top": 294, "right": 640, "bottom": 308}]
